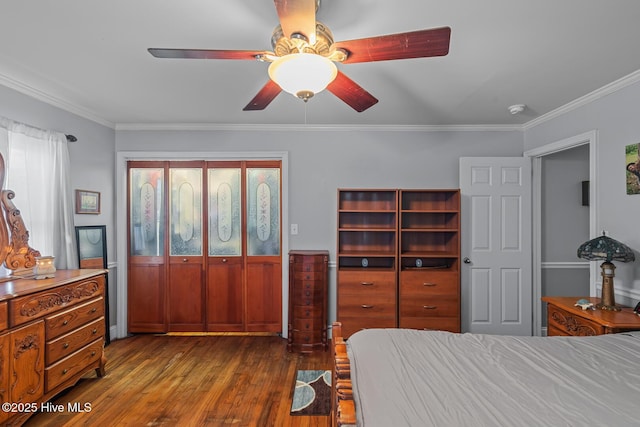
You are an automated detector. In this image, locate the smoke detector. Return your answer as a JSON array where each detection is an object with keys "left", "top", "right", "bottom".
[{"left": 508, "top": 104, "right": 526, "bottom": 115}]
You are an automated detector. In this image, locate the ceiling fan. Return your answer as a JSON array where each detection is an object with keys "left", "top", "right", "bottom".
[{"left": 148, "top": 0, "right": 451, "bottom": 112}]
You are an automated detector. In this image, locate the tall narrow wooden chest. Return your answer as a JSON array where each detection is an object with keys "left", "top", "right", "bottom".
[{"left": 287, "top": 250, "right": 329, "bottom": 353}]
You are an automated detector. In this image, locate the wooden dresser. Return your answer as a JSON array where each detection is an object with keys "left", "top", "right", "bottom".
[
  {"left": 0, "top": 269, "right": 107, "bottom": 425},
  {"left": 287, "top": 250, "right": 329, "bottom": 353},
  {"left": 543, "top": 296, "right": 640, "bottom": 336}
]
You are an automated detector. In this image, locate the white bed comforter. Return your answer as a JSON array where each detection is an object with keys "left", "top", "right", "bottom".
[{"left": 347, "top": 328, "right": 640, "bottom": 427}]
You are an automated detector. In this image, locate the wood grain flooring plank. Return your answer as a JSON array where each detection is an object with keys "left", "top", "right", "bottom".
[{"left": 24, "top": 334, "right": 332, "bottom": 427}]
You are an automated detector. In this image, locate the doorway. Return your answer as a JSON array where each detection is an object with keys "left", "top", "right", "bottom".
[{"left": 525, "top": 130, "right": 597, "bottom": 336}]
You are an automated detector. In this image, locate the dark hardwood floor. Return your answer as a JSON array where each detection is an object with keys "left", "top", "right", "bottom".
[{"left": 24, "top": 334, "right": 332, "bottom": 427}]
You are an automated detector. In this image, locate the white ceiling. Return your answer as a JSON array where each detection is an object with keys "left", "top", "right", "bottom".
[{"left": 1, "top": 0, "right": 640, "bottom": 128}]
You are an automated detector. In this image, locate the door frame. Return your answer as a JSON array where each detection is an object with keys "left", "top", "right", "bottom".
[
  {"left": 115, "top": 151, "right": 289, "bottom": 339},
  {"left": 524, "top": 130, "right": 598, "bottom": 336}
]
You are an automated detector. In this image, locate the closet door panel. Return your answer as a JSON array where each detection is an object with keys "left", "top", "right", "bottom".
[
  {"left": 206, "top": 165, "right": 244, "bottom": 331},
  {"left": 246, "top": 164, "right": 282, "bottom": 332},
  {"left": 128, "top": 164, "right": 167, "bottom": 333},
  {"left": 246, "top": 259, "right": 282, "bottom": 332},
  {"left": 168, "top": 164, "right": 205, "bottom": 331}
]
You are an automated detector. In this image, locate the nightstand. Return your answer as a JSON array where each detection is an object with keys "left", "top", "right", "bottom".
[{"left": 542, "top": 296, "right": 640, "bottom": 336}]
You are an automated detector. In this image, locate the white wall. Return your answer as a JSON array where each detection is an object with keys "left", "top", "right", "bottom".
[
  {"left": 0, "top": 84, "right": 117, "bottom": 331},
  {"left": 525, "top": 80, "right": 640, "bottom": 303},
  {"left": 116, "top": 128, "right": 524, "bottom": 253},
  {"left": 116, "top": 128, "right": 525, "bottom": 330}
]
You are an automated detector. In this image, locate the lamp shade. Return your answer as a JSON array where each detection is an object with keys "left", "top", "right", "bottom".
[
  {"left": 268, "top": 53, "right": 337, "bottom": 100},
  {"left": 577, "top": 232, "right": 635, "bottom": 263}
]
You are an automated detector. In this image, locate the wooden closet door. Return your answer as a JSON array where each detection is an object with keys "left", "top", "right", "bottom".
[
  {"left": 167, "top": 162, "right": 205, "bottom": 332},
  {"left": 206, "top": 164, "right": 244, "bottom": 331},
  {"left": 128, "top": 163, "right": 167, "bottom": 333},
  {"left": 245, "top": 163, "right": 282, "bottom": 332}
]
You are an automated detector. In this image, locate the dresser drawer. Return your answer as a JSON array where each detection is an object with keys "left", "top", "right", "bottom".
[
  {"left": 291, "top": 330, "right": 324, "bottom": 346},
  {"left": 294, "top": 270, "right": 326, "bottom": 281},
  {"left": 293, "top": 305, "right": 323, "bottom": 320},
  {"left": 10, "top": 276, "right": 104, "bottom": 327},
  {"left": 292, "top": 258, "right": 327, "bottom": 270},
  {"left": 338, "top": 271, "right": 396, "bottom": 294},
  {"left": 46, "top": 317, "right": 105, "bottom": 365},
  {"left": 339, "top": 292, "right": 396, "bottom": 317},
  {"left": 400, "top": 270, "right": 458, "bottom": 292},
  {"left": 399, "top": 317, "right": 460, "bottom": 332},
  {"left": 45, "top": 297, "right": 105, "bottom": 340},
  {"left": 0, "top": 301, "right": 7, "bottom": 332},
  {"left": 45, "top": 338, "right": 103, "bottom": 392},
  {"left": 399, "top": 294, "right": 459, "bottom": 317},
  {"left": 292, "top": 317, "right": 325, "bottom": 335},
  {"left": 292, "top": 285, "right": 324, "bottom": 304},
  {"left": 547, "top": 305, "right": 601, "bottom": 336}
]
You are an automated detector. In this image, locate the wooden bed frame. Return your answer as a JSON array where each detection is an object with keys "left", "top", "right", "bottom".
[{"left": 331, "top": 322, "right": 356, "bottom": 427}]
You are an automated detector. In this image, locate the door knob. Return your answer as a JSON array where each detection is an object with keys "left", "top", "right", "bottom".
[{"left": 463, "top": 257, "right": 471, "bottom": 264}]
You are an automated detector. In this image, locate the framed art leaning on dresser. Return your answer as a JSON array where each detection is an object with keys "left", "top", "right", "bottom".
[{"left": 75, "top": 225, "right": 110, "bottom": 344}]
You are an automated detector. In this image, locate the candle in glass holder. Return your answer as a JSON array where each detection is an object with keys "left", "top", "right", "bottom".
[{"left": 34, "top": 256, "right": 56, "bottom": 279}]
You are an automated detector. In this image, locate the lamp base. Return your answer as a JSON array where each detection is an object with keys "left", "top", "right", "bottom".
[
  {"left": 598, "top": 261, "right": 621, "bottom": 311},
  {"left": 595, "top": 302, "right": 620, "bottom": 311}
]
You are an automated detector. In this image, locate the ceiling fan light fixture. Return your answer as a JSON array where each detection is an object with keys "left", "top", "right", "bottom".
[{"left": 268, "top": 53, "right": 337, "bottom": 101}]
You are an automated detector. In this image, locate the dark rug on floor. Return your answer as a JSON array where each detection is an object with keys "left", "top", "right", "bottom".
[{"left": 290, "top": 370, "right": 332, "bottom": 416}]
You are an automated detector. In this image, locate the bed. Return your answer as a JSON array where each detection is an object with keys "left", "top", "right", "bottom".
[{"left": 331, "top": 322, "right": 640, "bottom": 427}]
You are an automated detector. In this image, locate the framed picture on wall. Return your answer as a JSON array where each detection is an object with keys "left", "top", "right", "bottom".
[
  {"left": 626, "top": 143, "right": 640, "bottom": 195},
  {"left": 75, "top": 189, "right": 101, "bottom": 214}
]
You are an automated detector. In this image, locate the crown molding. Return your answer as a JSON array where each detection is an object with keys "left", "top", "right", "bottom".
[
  {"left": 114, "top": 122, "right": 522, "bottom": 132},
  {"left": 523, "top": 69, "right": 640, "bottom": 130},
  {"left": 0, "top": 72, "right": 115, "bottom": 129}
]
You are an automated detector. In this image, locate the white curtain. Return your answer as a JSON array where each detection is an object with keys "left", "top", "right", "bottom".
[{"left": 0, "top": 117, "right": 78, "bottom": 269}]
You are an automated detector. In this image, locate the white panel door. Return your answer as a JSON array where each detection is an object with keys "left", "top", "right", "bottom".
[{"left": 460, "top": 157, "right": 532, "bottom": 335}]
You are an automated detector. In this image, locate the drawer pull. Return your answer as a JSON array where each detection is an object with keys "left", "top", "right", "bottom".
[
  {"left": 92, "top": 328, "right": 98, "bottom": 334},
  {"left": 63, "top": 320, "right": 68, "bottom": 326},
  {"left": 63, "top": 343, "right": 69, "bottom": 349},
  {"left": 182, "top": 258, "right": 188, "bottom": 262},
  {"left": 423, "top": 282, "right": 436, "bottom": 287},
  {"left": 62, "top": 369, "right": 68, "bottom": 375},
  {"left": 306, "top": 275, "right": 311, "bottom": 279},
  {"left": 305, "top": 291, "right": 311, "bottom": 296},
  {"left": 360, "top": 282, "right": 374, "bottom": 286},
  {"left": 222, "top": 258, "right": 227, "bottom": 263},
  {"left": 91, "top": 308, "right": 97, "bottom": 313},
  {"left": 361, "top": 304, "right": 374, "bottom": 309},
  {"left": 423, "top": 305, "right": 437, "bottom": 310}
]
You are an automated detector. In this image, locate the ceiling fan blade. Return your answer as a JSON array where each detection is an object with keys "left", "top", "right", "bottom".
[
  {"left": 334, "top": 27, "right": 451, "bottom": 64},
  {"left": 243, "top": 80, "right": 282, "bottom": 111},
  {"left": 326, "top": 71, "right": 378, "bottom": 113},
  {"left": 273, "top": 0, "right": 317, "bottom": 43},
  {"left": 148, "top": 48, "right": 267, "bottom": 60}
]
